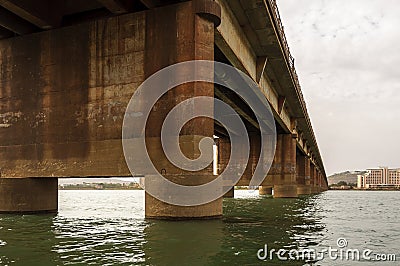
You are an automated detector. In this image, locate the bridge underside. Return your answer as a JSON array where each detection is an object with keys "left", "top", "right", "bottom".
[{"left": 0, "top": 0, "right": 327, "bottom": 216}]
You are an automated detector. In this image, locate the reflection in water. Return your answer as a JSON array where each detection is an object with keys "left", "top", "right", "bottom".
[
  {"left": 144, "top": 220, "right": 224, "bottom": 266},
  {"left": 52, "top": 217, "right": 147, "bottom": 265},
  {"left": 0, "top": 214, "right": 60, "bottom": 265},
  {"left": 216, "top": 193, "right": 326, "bottom": 265},
  {"left": 0, "top": 190, "right": 330, "bottom": 265}
]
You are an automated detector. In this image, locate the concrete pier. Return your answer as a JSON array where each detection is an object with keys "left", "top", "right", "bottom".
[
  {"left": 310, "top": 165, "right": 320, "bottom": 194},
  {"left": 143, "top": 1, "right": 222, "bottom": 219},
  {"left": 272, "top": 134, "right": 298, "bottom": 198},
  {"left": 259, "top": 186, "right": 272, "bottom": 195},
  {"left": 297, "top": 156, "right": 312, "bottom": 195},
  {"left": 0, "top": 178, "right": 58, "bottom": 213},
  {"left": 223, "top": 187, "right": 234, "bottom": 198}
]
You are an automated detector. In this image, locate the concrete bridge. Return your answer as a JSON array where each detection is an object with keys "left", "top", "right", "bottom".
[{"left": 0, "top": 0, "right": 328, "bottom": 218}]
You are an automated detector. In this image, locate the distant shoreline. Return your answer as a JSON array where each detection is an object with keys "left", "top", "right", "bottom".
[
  {"left": 59, "top": 187, "right": 400, "bottom": 191},
  {"left": 58, "top": 183, "right": 143, "bottom": 191},
  {"left": 59, "top": 187, "right": 143, "bottom": 190},
  {"left": 329, "top": 188, "right": 400, "bottom": 191}
]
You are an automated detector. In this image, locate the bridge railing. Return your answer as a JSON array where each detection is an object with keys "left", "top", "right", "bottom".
[
  {"left": 266, "top": 0, "right": 326, "bottom": 176},
  {"left": 267, "top": 0, "right": 306, "bottom": 112}
]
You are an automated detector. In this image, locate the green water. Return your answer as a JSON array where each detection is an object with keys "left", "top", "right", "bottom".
[{"left": 0, "top": 190, "right": 399, "bottom": 265}]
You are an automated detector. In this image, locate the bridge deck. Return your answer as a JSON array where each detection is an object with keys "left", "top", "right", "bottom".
[{"left": 0, "top": 0, "right": 326, "bottom": 182}]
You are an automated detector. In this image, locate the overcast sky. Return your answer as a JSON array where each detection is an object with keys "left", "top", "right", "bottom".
[{"left": 276, "top": 0, "right": 400, "bottom": 175}]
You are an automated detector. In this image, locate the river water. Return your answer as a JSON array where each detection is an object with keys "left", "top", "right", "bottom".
[{"left": 0, "top": 190, "right": 399, "bottom": 265}]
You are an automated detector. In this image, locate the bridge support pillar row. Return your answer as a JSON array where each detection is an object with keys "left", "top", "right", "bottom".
[
  {"left": 318, "top": 172, "right": 326, "bottom": 192},
  {"left": 321, "top": 176, "right": 328, "bottom": 191},
  {"left": 143, "top": 1, "right": 222, "bottom": 220},
  {"left": 259, "top": 186, "right": 272, "bottom": 195},
  {"left": 297, "top": 156, "right": 312, "bottom": 195},
  {"left": 0, "top": 178, "right": 58, "bottom": 213},
  {"left": 273, "top": 134, "right": 298, "bottom": 198},
  {"left": 310, "top": 164, "right": 319, "bottom": 194},
  {"left": 218, "top": 138, "right": 235, "bottom": 198},
  {"left": 223, "top": 187, "right": 234, "bottom": 198}
]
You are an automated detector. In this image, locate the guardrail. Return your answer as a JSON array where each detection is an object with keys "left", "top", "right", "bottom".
[
  {"left": 266, "top": 0, "right": 326, "bottom": 177},
  {"left": 267, "top": 0, "right": 306, "bottom": 112}
]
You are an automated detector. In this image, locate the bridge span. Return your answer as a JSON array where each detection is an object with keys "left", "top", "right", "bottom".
[{"left": 0, "top": 0, "right": 327, "bottom": 218}]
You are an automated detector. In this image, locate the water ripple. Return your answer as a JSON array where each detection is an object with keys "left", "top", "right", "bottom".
[{"left": 0, "top": 190, "right": 399, "bottom": 265}]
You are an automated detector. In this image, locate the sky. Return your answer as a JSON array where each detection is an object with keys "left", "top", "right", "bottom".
[{"left": 276, "top": 0, "right": 400, "bottom": 175}]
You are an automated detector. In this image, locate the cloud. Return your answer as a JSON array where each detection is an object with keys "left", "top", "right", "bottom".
[{"left": 277, "top": 0, "right": 400, "bottom": 174}]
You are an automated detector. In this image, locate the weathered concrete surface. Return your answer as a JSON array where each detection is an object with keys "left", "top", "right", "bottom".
[
  {"left": 0, "top": 9, "right": 147, "bottom": 177},
  {"left": 262, "top": 134, "right": 297, "bottom": 198},
  {"left": 228, "top": 134, "right": 262, "bottom": 187},
  {"left": 297, "top": 185, "right": 312, "bottom": 195},
  {"left": 297, "top": 155, "right": 311, "bottom": 195},
  {"left": 310, "top": 164, "right": 320, "bottom": 194},
  {"left": 223, "top": 187, "right": 234, "bottom": 198},
  {"left": 259, "top": 186, "right": 272, "bottom": 195},
  {"left": 0, "top": 178, "right": 58, "bottom": 213},
  {"left": 217, "top": 137, "right": 236, "bottom": 198},
  {"left": 143, "top": 1, "right": 222, "bottom": 219},
  {"left": 0, "top": 0, "right": 328, "bottom": 217}
]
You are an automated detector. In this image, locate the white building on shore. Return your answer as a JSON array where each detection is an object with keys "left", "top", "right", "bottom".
[{"left": 357, "top": 167, "right": 400, "bottom": 189}]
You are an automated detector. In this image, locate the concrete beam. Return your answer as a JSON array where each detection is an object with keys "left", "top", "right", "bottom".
[
  {"left": 256, "top": 56, "right": 267, "bottom": 84},
  {"left": 96, "top": 0, "right": 133, "bottom": 14},
  {"left": 0, "top": 25, "right": 13, "bottom": 38},
  {"left": 138, "top": 0, "right": 161, "bottom": 8},
  {"left": 215, "top": 0, "right": 292, "bottom": 133},
  {"left": 220, "top": 0, "right": 327, "bottom": 181},
  {"left": 277, "top": 96, "right": 286, "bottom": 114},
  {"left": 215, "top": 89, "right": 259, "bottom": 130},
  {"left": 0, "top": 0, "right": 61, "bottom": 29},
  {"left": 0, "top": 5, "right": 37, "bottom": 34}
]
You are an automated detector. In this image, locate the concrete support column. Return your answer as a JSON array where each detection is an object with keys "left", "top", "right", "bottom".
[
  {"left": 144, "top": 1, "right": 222, "bottom": 219},
  {"left": 310, "top": 165, "right": 319, "bottom": 194},
  {"left": 0, "top": 178, "right": 58, "bottom": 213},
  {"left": 321, "top": 176, "right": 329, "bottom": 191},
  {"left": 223, "top": 187, "right": 234, "bottom": 198},
  {"left": 235, "top": 133, "right": 261, "bottom": 186},
  {"left": 272, "top": 134, "right": 298, "bottom": 198},
  {"left": 297, "top": 156, "right": 312, "bottom": 195},
  {"left": 218, "top": 137, "right": 235, "bottom": 198},
  {"left": 259, "top": 186, "right": 272, "bottom": 195},
  {"left": 317, "top": 172, "right": 323, "bottom": 192}
]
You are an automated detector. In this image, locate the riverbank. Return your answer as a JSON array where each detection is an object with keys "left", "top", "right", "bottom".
[
  {"left": 59, "top": 183, "right": 142, "bottom": 190},
  {"left": 329, "top": 187, "right": 400, "bottom": 191}
]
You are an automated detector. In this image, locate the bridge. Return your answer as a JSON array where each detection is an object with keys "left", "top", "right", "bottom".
[{"left": 0, "top": 0, "right": 328, "bottom": 219}]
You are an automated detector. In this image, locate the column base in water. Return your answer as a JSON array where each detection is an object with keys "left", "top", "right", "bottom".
[
  {"left": 0, "top": 178, "right": 58, "bottom": 214},
  {"left": 145, "top": 193, "right": 222, "bottom": 220},
  {"left": 297, "top": 185, "right": 312, "bottom": 195},
  {"left": 259, "top": 186, "right": 272, "bottom": 195},
  {"left": 273, "top": 185, "right": 298, "bottom": 198},
  {"left": 311, "top": 186, "right": 320, "bottom": 194},
  {"left": 223, "top": 187, "right": 234, "bottom": 198}
]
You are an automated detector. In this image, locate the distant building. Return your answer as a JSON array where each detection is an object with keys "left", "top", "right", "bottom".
[{"left": 357, "top": 167, "right": 400, "bottom": 189}]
